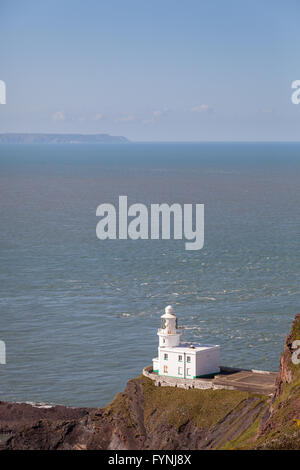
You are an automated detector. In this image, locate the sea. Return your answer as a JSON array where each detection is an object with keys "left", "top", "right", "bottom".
[{"left": 0, "top": 142, "right": 299, "bottom": 407}]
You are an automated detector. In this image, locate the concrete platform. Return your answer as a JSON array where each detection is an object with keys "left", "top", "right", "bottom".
[
  {"left": 143, "top": 365, "right": 277, "bottom": 396},
  {"left": 213, "top": 367, "right": 277, "bottom": 395}
]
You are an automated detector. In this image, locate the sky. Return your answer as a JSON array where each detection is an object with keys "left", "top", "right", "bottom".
[{"left": 0, "top": 0, "right": 300, "bottom": 141}]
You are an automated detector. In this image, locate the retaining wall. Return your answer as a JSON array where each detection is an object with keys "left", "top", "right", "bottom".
[
  {"left": 142, "top": 365, "right": 232, "bottom": 391},
  {"left": 142, "top": 365, "right": 276, "bottom": 394}
]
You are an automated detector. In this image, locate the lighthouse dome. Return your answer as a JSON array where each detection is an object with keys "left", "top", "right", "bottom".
[
  {"left": 161, "top": 305, "right": 176, "bottom": 318},
  {"left": 165, "top": 305, "right": 174, "bottom": 315}
]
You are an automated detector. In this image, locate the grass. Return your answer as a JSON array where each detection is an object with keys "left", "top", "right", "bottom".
[
  {"left": 136, "top": 375, "right": 263, "bottom": 432},
  {"left": 104, "top": 374, "right": 269, "bottom": 446},
  {"left": 221, "top": 416, "right": 262, "bottom": 450},
  {"left": 105, "top": 392, "right": 135, "bottom": 428}
]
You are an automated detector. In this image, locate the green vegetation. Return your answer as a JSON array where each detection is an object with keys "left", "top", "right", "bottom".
[
  {"left": 106, "top": 392, "right": 135, "bottom": 428},
  {"left": 221, "top": 416, "right": 262, "bottom": 450},
  {"left": 104, "top": 374, "right": 269, "bottom": 448},
  {"left": 136, "top": 375, "right": 264, "bottom": 432}
]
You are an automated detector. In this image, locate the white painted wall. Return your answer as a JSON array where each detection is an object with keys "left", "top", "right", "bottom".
[
  {"left": 156, "top": 346, "right": 220, "bottom": 379},
  {"left": 153, "top": 358, "right": 159, "bottom": 372},
  {"left": 158, "top": 332, "right": 181, "bottom": 347},
  {"left": 195, "top": 347, "right": 220, "bottom": 377},
  {"left": 158, "top": 348, "right": 197, "bottom": 378}
]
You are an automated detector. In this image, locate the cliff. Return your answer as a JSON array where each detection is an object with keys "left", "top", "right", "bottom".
[
  {"left": 1, "top": 314, "right": 300, "bottom": 450},
  {"left": 253, "top": 313, "right": 300, "bottom": 449}
]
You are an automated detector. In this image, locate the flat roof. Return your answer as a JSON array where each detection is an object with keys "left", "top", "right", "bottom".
[{"left": 161, "top": 342, "right": 220, "bottom": 353}]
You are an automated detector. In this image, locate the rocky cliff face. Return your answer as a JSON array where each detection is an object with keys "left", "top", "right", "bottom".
[
  {"left": 0, "top": 379, "right": 268, "bottom": 450},
  {"left": 254, "top": 313, "right": 300, "bottom": 449},
  {"left": 1, "top": 314, "right": 300, "bottom": 450},
  {"left": 275, "top": 313, "right": 300, "bottom": 396}
]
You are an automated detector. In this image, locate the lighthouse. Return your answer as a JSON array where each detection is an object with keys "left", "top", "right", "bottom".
[
  {"left": 158, "top": 305, "right": 181, "bottom": 347},
  {"left": 152, "top": 306, "right": 220, "bottom": 379}
]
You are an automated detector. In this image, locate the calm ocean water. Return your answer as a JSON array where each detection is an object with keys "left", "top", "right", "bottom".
[{"left": 0, "top": 142, "right": 299, "bottom": 407}]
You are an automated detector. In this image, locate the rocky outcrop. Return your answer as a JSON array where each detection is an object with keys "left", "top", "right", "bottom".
[
  {"left": 0, "top": 402, "right": 91, "bottom": 450},
  {"left": 254, "top": 313, "right": 300, "bottom": 449},
  {"left": 275, "top": 313, "right": 300, "bottom": 396},
  {"left": 1, "top": 314, "right": 300, "bottom": 450}
]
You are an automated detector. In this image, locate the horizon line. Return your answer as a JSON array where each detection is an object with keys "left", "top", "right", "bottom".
[{"left": 1, "top": 132, "right": 300, "bottom": 144}]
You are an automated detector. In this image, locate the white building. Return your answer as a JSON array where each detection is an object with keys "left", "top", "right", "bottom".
[{"left": 152, "top": 306, "right": 220, "bottom": 379}]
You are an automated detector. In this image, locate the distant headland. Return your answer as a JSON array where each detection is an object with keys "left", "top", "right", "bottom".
[{"left": 0, "top": 133, "right": 130, "bottom": 144}]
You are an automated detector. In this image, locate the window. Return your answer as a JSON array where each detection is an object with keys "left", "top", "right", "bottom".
[
  {"left": 178, "top": 367, "right": 182, "bottom": 375},
  {"left": 187, "top": 368, "right": 191, "bottom": 376},
  {"left": 164, "top": 353, "right": 168, "bottom": 360},
  {"left": 187, "top": 356, "right": 191, "bottom": 363},
  {"left": 178, "top": 355, "right": 182, "bottom": 362},
  {"left": 163, "top": 338, "right": 165, "bottom": 344},
  {"left": 164, "top": 365, "right": 168, "bottom": 374}
]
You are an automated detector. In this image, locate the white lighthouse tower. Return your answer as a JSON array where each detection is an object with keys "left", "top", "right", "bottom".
[
  {"left": 152, "top": 305, "right": 220, "bottom": 379},
  {"left": 158, "top": 305, "right": 181, "bottom": 348}
]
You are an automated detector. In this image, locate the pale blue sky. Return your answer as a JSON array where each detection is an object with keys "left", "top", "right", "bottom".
[{"left": 0, "top": 0, "right": 300, "bottom": 141}]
